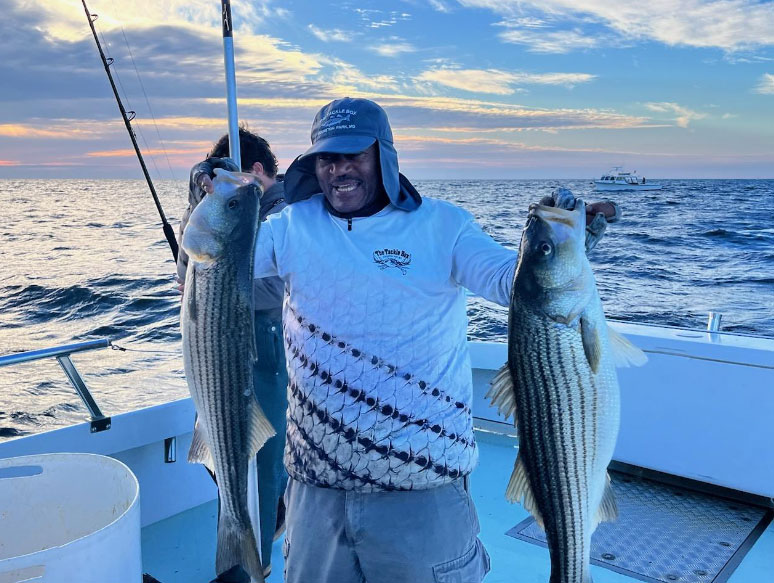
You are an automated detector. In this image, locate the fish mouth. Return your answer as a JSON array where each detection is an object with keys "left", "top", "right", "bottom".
[{"left": 529, "top": 203, "right": 579, "bottom": 227}]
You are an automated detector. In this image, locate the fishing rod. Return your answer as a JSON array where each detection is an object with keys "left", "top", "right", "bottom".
[
  {"left": 221, "top": 0, "right": 241, "bottom": 168},
  {"left": 81, "top": 0, "right": 179, "bottom": 263}
]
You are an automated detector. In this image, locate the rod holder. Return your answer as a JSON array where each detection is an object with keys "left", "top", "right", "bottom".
[
  {"left": 164, "top": 437, "right": 177, "bottom": 463},
  {"left": 707, "top": 312, "right": 723, "bottom": 332}
]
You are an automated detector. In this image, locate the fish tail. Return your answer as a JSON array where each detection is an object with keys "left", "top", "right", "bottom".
[
  {"left": 548, "top": 566, "right": 593, "bottom": 583},
  {"left": 216, "top": 516, "right": 265, "bottom": 583}
]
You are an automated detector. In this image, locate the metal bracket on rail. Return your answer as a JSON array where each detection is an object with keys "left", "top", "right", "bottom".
[
  {"left": 0, "top": 338, "right": 114, "bottom": 434},
  {"left": 56, "top": 354, "right": 111, "bottom": 433}
]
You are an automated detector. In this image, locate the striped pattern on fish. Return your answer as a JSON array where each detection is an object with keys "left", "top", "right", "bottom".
[
  {"left": 181, "top": 170, "right": 275, "bottom": 582},
  {"left": 487, "top": 201, "right": 645, "bottom": 583},
  {"left": 506, "top": 304, "right": 619, "bottom": 583}
]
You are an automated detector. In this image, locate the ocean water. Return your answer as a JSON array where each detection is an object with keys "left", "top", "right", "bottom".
[{"left": 1, "top": 178, "right": 772, "bottom": 438}]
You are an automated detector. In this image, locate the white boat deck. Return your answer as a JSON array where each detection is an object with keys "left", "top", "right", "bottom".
[
  {"left": 141, "top": 428, "right": 774, "bottom": 583},
  {"left": 3, "top": 331, "right": 772, "bottom": 582}
]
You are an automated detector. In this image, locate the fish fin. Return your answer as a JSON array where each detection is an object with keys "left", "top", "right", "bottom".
[
  {"left": 247, "top": 397, "right": 276, "bottom": 456},
  {"left": 581, "top": 315, "right": 603, "bottom": 374},
  {"left": 607, "top": 325, "right": 648, "bottom": 368},
  {"left": 187, "top": 416, "right": 214, "bottom": 473},
  {"left": 216, "top": 515, "right": 265, "bottom": 583},
  {"left": 506, "top": 453, "right": 544, "bottom": 529},
  {"left": 485, "top": 363, "right": 518, "bottom": 425},
  {"left": 594, "top": 473, "right": 619, "bottom": 527}
]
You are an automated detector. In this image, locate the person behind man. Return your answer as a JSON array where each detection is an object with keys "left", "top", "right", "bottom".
[
  {"left": 177, "top": 127, "right": 288, "bottom": 582},
  {"left": 194, "top": 99, "right": 614, "bottom": 582}
]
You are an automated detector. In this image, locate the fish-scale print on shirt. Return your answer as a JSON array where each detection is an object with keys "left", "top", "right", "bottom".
[{"left": 282, "top": 305, "right": 478, "bottom": 491}]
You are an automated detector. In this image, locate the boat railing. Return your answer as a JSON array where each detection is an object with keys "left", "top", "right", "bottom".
[
  {"left": 609, "top": 311, "right": 774, "bottom": 340},
  {"left": 0, "top": 338, "right": 113, "bottom": 433}
]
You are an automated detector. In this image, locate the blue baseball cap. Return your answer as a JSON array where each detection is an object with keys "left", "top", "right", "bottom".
[{"left": 284, "top": 98, "right": 421, "bottom": 211}]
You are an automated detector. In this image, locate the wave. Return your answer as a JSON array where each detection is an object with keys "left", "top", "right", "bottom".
[
  {"left": 0, "top": 427, "right": 27, "bottom": 437},
  {"left": 2, "top": 177, "right": 773, "bottom": 440}
]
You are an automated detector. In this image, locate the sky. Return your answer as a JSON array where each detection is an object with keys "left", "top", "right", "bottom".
[{"left": 1, "top": 0, "right": 773, "bottom": 179}]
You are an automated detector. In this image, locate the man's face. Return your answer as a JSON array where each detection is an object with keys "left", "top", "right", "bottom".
[{"left": 314, "top": 143, "right": 380, "bottom": 213}]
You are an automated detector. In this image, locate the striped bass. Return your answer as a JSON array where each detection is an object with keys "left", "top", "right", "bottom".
[
  {"left": 181, "top": 168, "right": 275, "bottom": 582},
  {"left": 487, "top": 200, "right": 646, "bottom": 583}
]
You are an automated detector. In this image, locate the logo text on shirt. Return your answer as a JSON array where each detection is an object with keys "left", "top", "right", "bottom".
[{"left": 373, "top": 248, "right": 412, "bottom": 275}]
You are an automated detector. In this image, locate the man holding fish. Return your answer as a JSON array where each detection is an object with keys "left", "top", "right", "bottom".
[{"left": 183, "top": 97, "right": 625, "bottom": 583}]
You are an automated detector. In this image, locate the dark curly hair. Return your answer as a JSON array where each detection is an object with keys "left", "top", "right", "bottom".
[{"left": 209, "top": 125, "right": 278, "bottom": 178}]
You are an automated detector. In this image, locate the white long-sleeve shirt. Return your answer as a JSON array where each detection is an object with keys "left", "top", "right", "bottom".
[{"left": 254, "top": 194, "right": 517, "bottom": 491}]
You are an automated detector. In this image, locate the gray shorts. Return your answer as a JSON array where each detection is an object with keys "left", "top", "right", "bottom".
[{"left": 283, "top": 477, "right": 490, "bottom": 583}]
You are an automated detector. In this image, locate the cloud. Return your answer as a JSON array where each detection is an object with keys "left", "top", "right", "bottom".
[
  {"left": 354, "top": 8, "right": 412, "bottom": 29},
  {"left": 458, "top": 0, "right": 774, "bottom": 52},
  {"left": 497, "top": 28, "right": 600, "bottom": 53},
  {"left": 0, "top": 2, "right": 326, "bottom": 104},
  {"left": 365, "top": 94, "right": 654, "bottom": 132},
  {"left": 35, "top": 0, "right": 282, "bottom": 42},
  {"left": 418, "top": 69, "right": 518, "bottom": 95},
  {"left": 644, "top": 102, "right": 707, "bottom": 127},
  {"left": 86, "top": 147, "right": 203, "bottom": 157},
  {"left": 416, "top": 68, "right": 595, "bottom": 94},
  {"left": 371, "top": 38, "right": 417, "bottom": 57},
  {"left": 193, "top": 93, "right": 653, "bottom": 131},
  {"left": 308, "top": 24, "right": 354, "bottom": 43},
  {"left": 0, "top": 124, "right": 73, "bottom": 138},
  {"left": 754, "top": 73, "right": 774, "bottom": 94},
  {"left": 0, "top": 121, "right": 115, "bottom": 139},
  {"left": 428, "top": 0, "right": 453, "bottom": 12},
  {"left": 6, "top": 0, "right": 760, "bottom": 180},
  {"left": 395, "top": 134, "right": 613, "bottom": 153},
  {"left": 320, "top": 59, "right": 400, "bottom": 92},
  {"left": 0, "top": 0, "right": 411, "bottom": 115}
]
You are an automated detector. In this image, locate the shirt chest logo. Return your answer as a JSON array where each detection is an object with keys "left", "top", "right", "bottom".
[{"left": 373, "top": 248, "right": 412, "bottom": 275}]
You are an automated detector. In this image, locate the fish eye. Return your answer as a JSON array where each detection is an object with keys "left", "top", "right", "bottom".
[
  {"left": 540, "top": 242, "right": 553, "bottom": 255},
  {"left": 227, "top": 198, "right": 239, "bottom": 209}
]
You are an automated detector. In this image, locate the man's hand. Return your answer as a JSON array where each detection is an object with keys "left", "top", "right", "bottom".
[
  {"left": 176, "top": 277, "right": 185, "bottom": 302},
  {"left": 194, "top": 173, "right": 214, "bottom": 194},
  {"left": 585, "top": 200, "right": 620, "bottom": 224},
  {"left": 538, "top": 188, "right": 621, "bottom": 252},
  {"left": 192, "top": 156, "right": 240, "bottom": 196}
]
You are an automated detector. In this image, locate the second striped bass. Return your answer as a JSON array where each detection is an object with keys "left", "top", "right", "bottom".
[
  {"left": 182, "top": 169, "right": 275, "bottom": 582},
  {"left": 487, "top": 200, "right": 646, "bottom": 583}
]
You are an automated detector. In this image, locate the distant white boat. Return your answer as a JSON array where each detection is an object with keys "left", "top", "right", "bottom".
[{"left": 594, "top": 167, "right": 662, "bottom": 191}]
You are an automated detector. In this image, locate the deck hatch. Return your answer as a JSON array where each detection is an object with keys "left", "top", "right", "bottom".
[{"left": 505, "top": 470, "right": 772, "bottom": 583}]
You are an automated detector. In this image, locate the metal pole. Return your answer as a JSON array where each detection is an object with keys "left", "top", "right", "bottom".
[
  {"left": 221, "top": 0, "right": 241, "bottom": 169},
  {"left": 57, "top": 355, "right": 111, "bottom": 432},
  {"left": 0, "top": 338, "right": 111, "bottom": 367},
  {"left": 81, "top": 0, "right": 179, "bottom": 263},
  {"left": 707, "top": 312, "right": 723, "bottom": 332}
]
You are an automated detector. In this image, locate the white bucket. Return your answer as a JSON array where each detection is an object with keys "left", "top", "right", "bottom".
[{"left": 0, "top": 453, "right": 141, "bottom": 583}]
